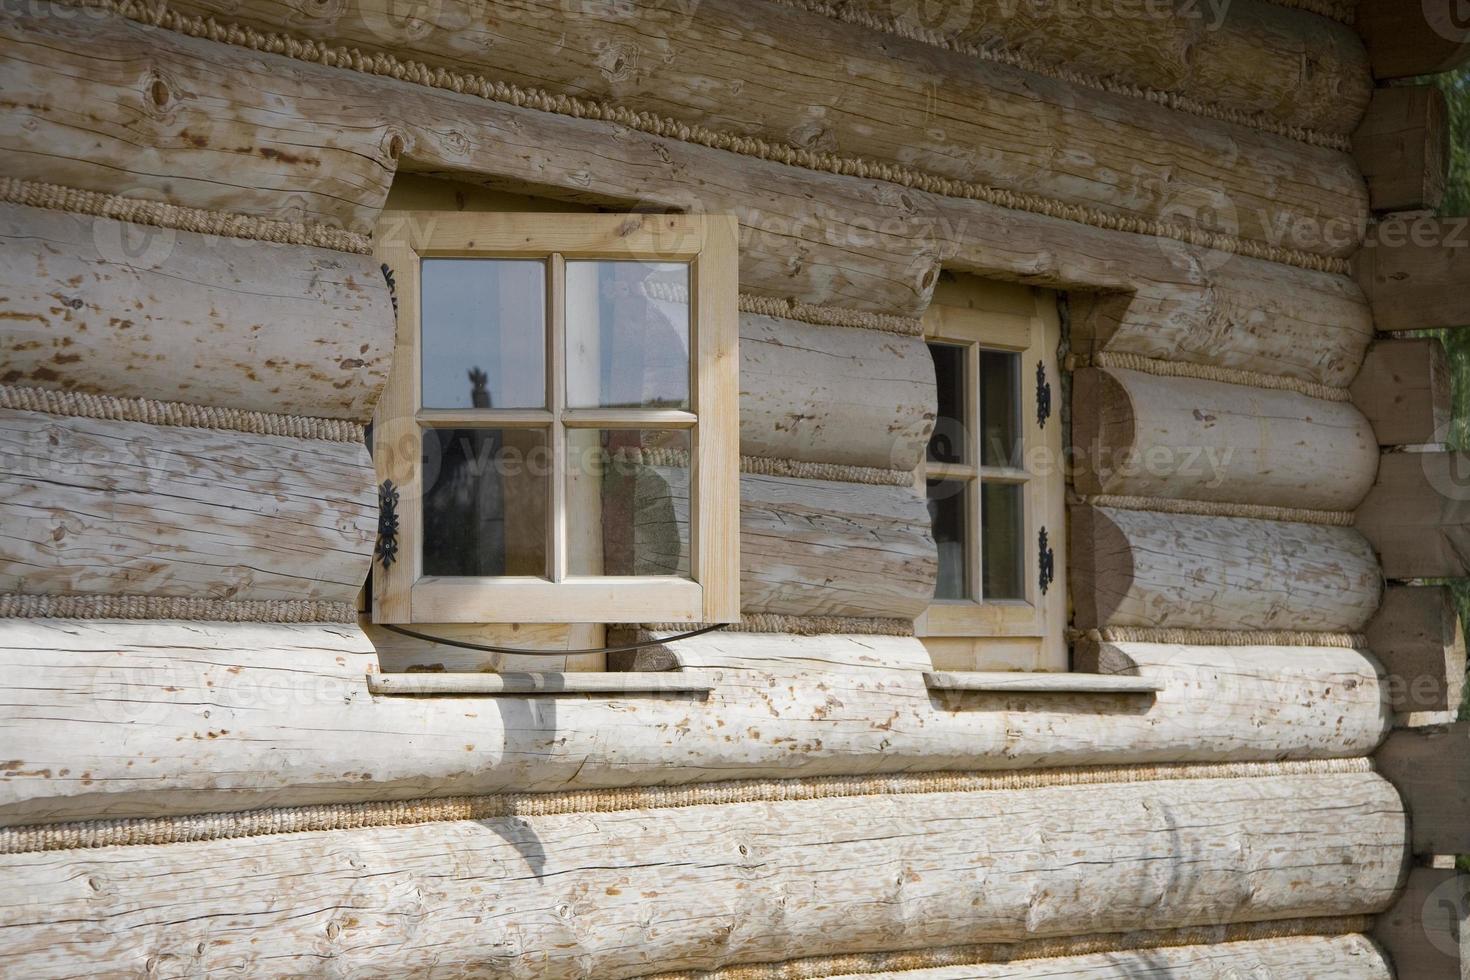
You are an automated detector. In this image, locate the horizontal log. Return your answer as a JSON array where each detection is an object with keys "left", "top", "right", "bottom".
[
  {"left": 811, "top": 935, "right": 1390, "bottom": 979},
  {"left": 1372, "top": 866, "right": 1466, "bottom": 980},
  {"left": 0, "top": 623, "right": 1389, "bottom": 824},
  {"left": 1350, "top": 337, "right": 1452, "bottom": 446},
  {"left": 1375, "top": 722, "right": 1469, "bottom": 855},
  {"left": 1070, "top": 506, "right": 1382, "bottom": 632},
  {"left": 835, "top": 0, "right": 1371, "bottom": 136},
  {"left": 366, "top": 672, "right": 712, "bottom": 695},
  {"left": 1356, "top": 216, "right": 1470, "bottom": 332},
  {"left": 923, "top": 671, "right": 1163, "bottom": 694},
  {"left": 1366, "top": 585, "right": 1467, "bottom": 716},
  {"left": 1355, "top": 451, "right": 1470, "bottom": 579},
  {"left": 1352, "top": 85, "right": 1449, "bottom": 213},
  {"left": 1357, "top": 0, "right": 1470, "bottom": 79},
  {"left": 130, "top": 0, "right": 1369, "bottom": 259},
  {"left": 0, "top": 202, "right": 394, "bottom": 420},
  {"left": 739, "top": 313, "right": 934, "bottom": 470},
  {"left": 1072, "top": 368, "right": 1377, "bottom": 511},
  {"left": 0, "top": 409, "right": 374, "bottom": 603},
  {"left": 0, "top": 770, "right": 1405, "bottom": 977}
]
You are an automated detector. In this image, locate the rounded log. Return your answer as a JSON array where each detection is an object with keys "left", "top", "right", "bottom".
[
  {"left": 0, "top": 770, "right": 1405, "bottom": 977},
  {"left": 0, "top": 410, "right": 375, "bottom": 604},
  {"left": 1072, "top": 368, "right": 1378, "bottom": 511},
  {"left": 1070, "top": 506, "right": 1382, "bottom": 632},
  {"left": 0, "top": 202, "right": 394, "bottom": 420},
  {"left": 0, "top": 623, "right": 1389, "bottom": 824},
  {"left": 740, "top": 313, "right": 934, "bottom": 470}
]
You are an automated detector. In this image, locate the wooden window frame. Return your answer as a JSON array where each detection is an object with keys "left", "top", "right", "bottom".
[
  {"left": 371, "top": 211, "right": 740, "bottom": 625},
  {"left": 915, "top": 277, "right": 1068, "bottom": 672}
]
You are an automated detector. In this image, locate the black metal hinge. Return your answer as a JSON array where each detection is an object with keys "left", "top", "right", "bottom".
[
  {"left": 1038, "top": 526, "right": 1055, "bottom": 595},
  {"left": 375, "top": 479, "right": 400, "bottom": 568},
  {"left": 1036, "top": 360, "right": 1051, "bottom": 429}
]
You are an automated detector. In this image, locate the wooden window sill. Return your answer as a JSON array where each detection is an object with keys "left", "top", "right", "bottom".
[
  {"left": 366, "top": 671, "right": 712, "bottom": 696},
  {"left": 922, "top": 671, "right": 1163, "bottom": 694}
]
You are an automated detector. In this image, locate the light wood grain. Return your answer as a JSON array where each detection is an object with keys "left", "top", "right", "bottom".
[
  {"left": 0, "top": 202, "right": 394, "bottom": 419},
  {"left": 1366, "top": 585, "right": 1467, "bottom": 717},
  {"left": 1356, "top": 217, "right": 1470, "bottom": 333},
  {"left": 0, "top": 622, "right": 1389, "bottom": 824},
  {"left": 1350, "top": 337, "right": 1453, "bottom": 446},
  {"left": 0, "top": 771, "right": 1405, "bottom": 977},
  {"left": 0, "top": 409, "right": 374, "bottom": 603},
  {"left": 1071, "top": 506, "right": 1382, "bottom": 632},
  {"left": 1352, "top": 85, "right": 1449, "bottom": 214},
  {"left": 1073, "top": 367, "right": 1377, "bottom": 511},
  {"left": 1355, "top": 451, "right": 1470, "bottom": 579}
]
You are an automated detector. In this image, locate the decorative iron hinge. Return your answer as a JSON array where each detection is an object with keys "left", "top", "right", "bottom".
[
  {"left": 375, "top": 479, "right": 400, "bottom": 568},
  {"left": 1036, "top": 360, "right": 1051, "bottom": 429},
  {"left": 381, "top": 263, "right": 398, "bottom": 315},
  {"left": 1038, "top": 526, "right": 1055, "bottom": 596}
]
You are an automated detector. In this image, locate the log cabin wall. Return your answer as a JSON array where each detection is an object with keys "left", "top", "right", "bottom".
[{"left": 0, "top": 0, "right": 1425, "bottom": 975}]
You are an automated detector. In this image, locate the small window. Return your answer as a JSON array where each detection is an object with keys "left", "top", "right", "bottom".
[
  {"left": 371, "top": 211, "right": 740, "bottom": 625},
  {"left": 916, "top": 274, "right": 1067, "bottom": 671}
]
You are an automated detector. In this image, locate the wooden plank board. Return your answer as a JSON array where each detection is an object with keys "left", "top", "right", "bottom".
[
  {"left": 1375, "top": 722, "right": 1469, "bottom": 855},
  {"left": 0, "top": 622, "right": 1390, "bottom": 824},
  {"left": 1357, "top": 216, "right": 1470, "bottom": 332},
  {"left": 1071, "top": 506, "right": 1382, "bottom": 632},
  {"left": 1366, "top": 585, "right": 1467, "bottom": 716},
  {"left": 1350, "top": 337, "right": 1452, "bottom": 446},
  {"left": 0, "top": 202, "right": 394, "bottom": 420},
  {"left": 1352, "top": 85, "right": 1449, "bottom": 213},
  {"left": 1355, "top": 451, "right": 1470, "bottom": 579},
  {"left": 0, "top": 409, "right": 375, "bottom": 603},
  {"left": 0, "top": 771, "right": 1406, "bottom": 977}
]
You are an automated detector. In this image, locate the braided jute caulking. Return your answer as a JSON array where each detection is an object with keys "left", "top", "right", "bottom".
[
  {"left": 771, "top": 0, "right": 1352, "bottom": 150},
  {"left": 0, "top": 757, "right": 1370, "bottom": 853},
  {"left": 1083, "top": 494, "right": 1355, "bottom": 527},
  {"left": 643, "top": 614, "right": 915, "bottom": 636},
  {"left": 0, "top": 176, "right": 370, "bottom": 254},
  {"left": 75, "top": 0, "right": 1351, "bottom": 276},
  {"left": 0, "top": 594, "right": 357, "bottom": 623},
  {"left": 647, "top": 916, "right": 1374, "bottom": 980},
  {"left": 739, "top": 295, "right": 925, "bottom": 337},
  {"left": 0, "top": 384, "right": 366, "bottom": 442},
  {"left": 1074, "top": 626, "right": 1367, "bottom": 648},
  {"left": 1080, "top": 351, "right": 1352, "bottom": 402}
]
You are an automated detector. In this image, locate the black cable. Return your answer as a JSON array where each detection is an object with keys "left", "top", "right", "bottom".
[{"left": 378, "top": 621, "right": 726, "bottom": 656}]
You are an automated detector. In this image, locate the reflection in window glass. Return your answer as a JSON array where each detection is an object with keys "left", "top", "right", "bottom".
[
  {"left": 981, "top": 481, "right": 1025, "bottom": 600},
  {"left": 421, "top": 259, "right": 546, "bottom": 410},
  {"left": 566, "top": 261, "right": 691, "bottom": 409},
  {"left": 421, "top": 428, "right": 548, "bottom": 576},
  {"left": 928, "top": 342, "right": 966, "bottom": 464},
  {"left": 927, "top": 478, "right": 968, "bottom": 600},
  {"left": 566, "top": 429, "right": 692, "bottom": 577},
  {"left": 979, "top": 350, "right": 1021, "bottom": 468}
]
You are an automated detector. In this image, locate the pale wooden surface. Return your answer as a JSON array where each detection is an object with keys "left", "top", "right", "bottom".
[
  {"left": 0, "top": 771, "right": 1404, "bottom": 977},
  {"left": 1352, "top": 85, "right": 1449, "bottom": 214},
  {"left": 740, "top": 313, "right": 933, "bottom": 470},
  {"left": 0, "top": 623, "right": 1390, "bottom": 824},
  {"left": 1355, "top": 451, "right": 1470, "bottom": 579},
  {"left": 363, "top": 620, "right": 607, "bottom": 674},
  {"left": 826, "top": 935, "right": 1391, "bottom": 979},
  {"left": 1351, "top": 337, "right": 1452, "bottom": 446},
  {"left": 111, "top": 0, "right": 1372, "bottom": 260},
  {"left": 0, "top": 202, "right": 394, "bottom": 419},
  {"left": 367, "top": 672, "right": 713, "bottom": 695},
  {"left": 1357, "top": 0, "right": 1470, "bottom": 79},
  {"left": 1375, "top": 722, "right": 1469, "bottom": 855},
  {"left": 923, "top": 672, "right": 1163, "bottom": 694},
  {"left": 0, "top": 409, "right": 374, "bottom": 603},
  {"left": 1357, "top": 218, "right": 1470, "bottom": 333},
  {"left": 1372, "top": 866, "right": 1466, "bottom": 980},
  {"left": 833, "top": 0, "right": 1370, "bottom": 136},
  {"left": 1366, "top": 585, "right": 1467, "bottom": 716},
  {"left": 1072, "top": 367, "right": 1378, "bottom": 511},
  {"left": 1071, "top": 507, "right": 1382, "bottom": 632}
]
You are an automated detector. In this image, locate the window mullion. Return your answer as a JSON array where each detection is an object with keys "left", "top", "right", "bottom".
[
  {"left": 549, "top": 252, "right": 567, "bottom": 584},
  {"left": 967, "top": 342, "right": 984, "bottom": 603}
]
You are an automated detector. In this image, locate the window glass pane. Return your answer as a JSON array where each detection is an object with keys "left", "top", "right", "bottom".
[
  {"left": 980, "top": 481, "right": 1025, "bottom": 600},
  {"left": 928, "top": 342, "right": 966, "bottom": 464},
  {"left": 566, "top": 429, "right": 691, "bottom": 577},
  {"left": 979, "top": 350, "right": 1021, "bottom": 468},
  {"left": 421, "top": 428, "right": 549, "bottom": 576},
  {"left": 926, "top": 478, "right": 968, "bottom": 600},
  {"left": 421, "top": 259, "right": 546, "bottom": 409},
  {"left": 566, "top": 261, "right": 691, "bottom": 409}
]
